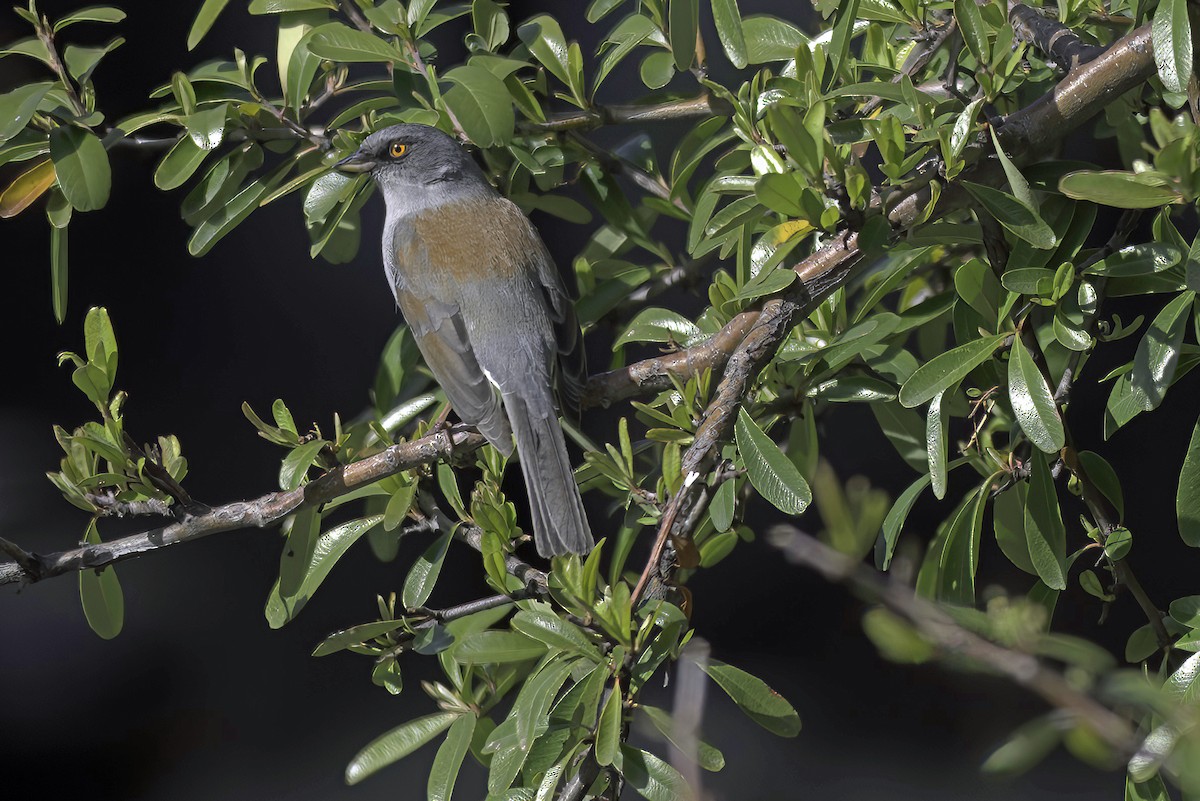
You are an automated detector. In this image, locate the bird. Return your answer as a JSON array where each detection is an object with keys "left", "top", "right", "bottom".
[{"left": 336, "top": 123, "right": 593, "bottom": 558}]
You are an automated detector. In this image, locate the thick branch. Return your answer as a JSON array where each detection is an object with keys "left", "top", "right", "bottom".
[
  {"left": 1008, "top": 2, "right": 1105, "bottom": 70},
  {"left": 768, "top": 525, "right": 1139, "bottom": 755}
]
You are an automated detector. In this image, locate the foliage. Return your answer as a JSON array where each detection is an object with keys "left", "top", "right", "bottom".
[{"left": 6, "top": 0, "right": 1200, "bottom": 799}]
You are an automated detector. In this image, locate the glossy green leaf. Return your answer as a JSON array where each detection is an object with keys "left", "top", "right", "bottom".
[
  {"left": 735, "top": 408, "right": 811, "bottom": 516},
  {"left": 265, "top": 515, "right": 384, "bottom": 627},
  {"left": 1059, "top": 171, "right": 1183, "bottom": 208},
  {"left": 50, "top": 127, "right": 111, "bottom": 212},
  {"left": 881, "top": 473, "right": 931, "bottom": 570},
  {"left": 1008, "top": 337, "right": 1064, "bottom": 453},
  {"left": 453, "top": 630, "right": 546, "bottom": 663},
  {"left": 926, "top": 389, "right": 949, "bottom": 500},
  {"left": 710, "top": 0, "right": 747, "bottom": 67},
  {"left": 187, "top": 0, "right": 232, "bottom": 50},
  {"left": 50, "top": 222, "right": 68, "bottom": 323},
  {"left": 1179, "top": 416, "right": 1200, "bottom": 546},
  {"left": 1152, "top": 0, "right": 1193, "bottom": 94},
  {"left": 1105, "top": 527, "right": 1133, "bottom": 561},
  {"left": 700, "top": 659, "right": 800, "bottom": 736},
  {"left": 443, "top": 65, "right": 514, "bottom": 146},
  {"left": 1025, "top": 456, "right": 1066, "bottom": 590},
  {"left": 402, "top": 528, "right": 452, "bottom": 610},
  {"left": 1130, "top": 291, "right": 1194, "bottom": 411},
  {"left": 1085, "top": 244, "right": 1181, "bottom": 277},
  {"left": 1077, "top": 451, "right": 1125, "bottom": 521},
  {"left": 188, "top": 179, "right": 267, "bottom": 256},
  {"left": 308, "top": 23, "right": 406, "bottom": 61},
  {"left": 186, "top": 103, "right": 227, "bottom": 150},
  {"left": 513, "top": 657, "right": 575, "bottom": 751},
  {"left": 54, "top": 6, "right": 127, "bottom": 30},
  {"left": 827, "top": 0, "right": 862, "bottom": 85},
  {"left": 639, "top": 49, "right": 675, "bottom": 89},
  {"left": 428, "top": 714, "right": 475, "bottom": 801},
  {"left": 0, "top": 82, "right": 52, "bottom": 143},
  {"left": 312, "top": 619, "right": 406, "bottom": 657},
  {"left": 1126, "top": 775, "right": 1170, "bottom": 801},
  {"left": 511, "top": 609, "right": 601, "bottom": 660},
  {"left": 620, "top": 745, "right": 696, "bottom": 801},
  {"left": 962, "top": 182, "right": 1055, "bottom": 249},
  {"left": 742, "top": 15, "right": 806, "bottom": 63},
  {"left": 994, "top": 482, "right": 1035, "bottom": 574},
  {"left": 594, "top": 682, "right": 622, "bottom": 766},
  {"left": 154, "top": 135, "right": 208, "bottom": 191},
  {"left": 346, "top": 712, "right": 458, "bottom": 785},
  {"left": 669, "top": 0, "right": 699, "bottom": 70},
  {"left": 639, "top": 705, "right": 726, "bottom": 771},
  {"left": 64, "top": 37, "right": 124, "bottom": 83},
  {"left": 898, "top": 334, "right": 1008, "bottom": 408},
  {"left": 79, "top": 521, "right": 123, "bottom": 639},
  {"left": 517, "top": 14, "right": 571, "bottom": 86},
  {"left": 954, "top": 0, "right": 988, "bottom": 67}
]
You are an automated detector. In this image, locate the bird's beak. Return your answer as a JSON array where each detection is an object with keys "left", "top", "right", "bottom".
[{"left": 334, "top": 150, "right": 377, "bottom": 173}]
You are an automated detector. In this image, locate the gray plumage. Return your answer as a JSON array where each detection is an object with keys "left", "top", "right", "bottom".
[{"left": 339, "top": 124, "right": 592, "bottom": 557}]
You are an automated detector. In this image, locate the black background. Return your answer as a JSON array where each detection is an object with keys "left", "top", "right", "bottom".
[{"left": 1, "top": 3, "right": 1196, "bottom": 799}]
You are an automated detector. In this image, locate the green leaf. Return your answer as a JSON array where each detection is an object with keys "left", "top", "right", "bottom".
[
  {"left": 312, "top": 618, "right": 406, "bottom": 656},
  {"left": 1126, "top": 775, "right": 1170, "bottom": 801},
  {"left": 1077, "top": 451, "right": 1124, "bottom": 521},
  {"left": 669, "top": 0, "right": 699, "bottom": 70},
  {"left": 1179, "top": 415, "right": 1200, "bottom": 546},
  {"left": 443, "top": 65, "right": 514, "bottom": 146},
  {"left": 453, "top": 630, "right": 546, "bottom": 663},
  {"left": 279, "top": 439, "right": 326, "bottom": 490},
  {"left": 265, "top": 515, "right": 384, "bottom": 627},
  {"left": 513, "top": 657, "right": 575, "bottom": 751},
  {"left": 1025, "top": 456, "right": 1066, "bottom": 590},
  {"left": 428, "top": 714, "right": 475, "bottom": 801},
  {"left": 594, "top": 682, "right": 622, "bottom": 766},
  {"left": 1130, "top": 291, "right": 1194, "bottom": 411},
  {"left": 401, "top": 528, "right": 452, "bottom": 610},
  {"left": 50, "top": 222, "right": 68, "bottom": 323},
  {"left": 50, "top": 126, "right": 111, "bottom": 212},
  {"left": 741, "top": 15, "right": 806, "bottom": 63},
  {"left": 1085, "top": 244, "right": 1181, "bottom": 277},
  {"left": 79, "top": 521, "right": 123, "bottom": 639},
  {"left": 735, "top": 408, "right": 812, "bottom": 516},
  {"left": 511, "top": 609, "right": 601, "bottom": 660},
  {"left": 898, "top": 334, "right": 1008, "bottom": 408},
  {"left": 154, "top": 135, "right": 208, "bottom": 191},
  {"left": 0, "top": 82, "right": 53, "bottom": 143},
  {"left": 1059, "top": 171, "right": 1183, "bottom": 208},
  {"left": 1105, "top": 527, "right": 1133, "bottom": 561},
  {"left": 710, "top": 478, "right": 736, "bottom": 531},
  {"left": 954, "top": 0, "right": 988, "bottom": 68},
  {"left": 615, "top": 307, "right": 703, "bottom": 348},
  {"left": 880, "top": 473, "right": 931, "bottom": 569},
  {"left": 639, "top": 705, "right": 725, "bottom": 771},
  {"left": 307, "top": 23, "right": 406, "bottom": 62},
  {"left": 64, "top": 37, "right": 124, "bottom": 83},
  {"left": 710, "top": 0, "right": 747, "bottom": 68},
  {"left": 620, "top": 745, "right": 696, "bottom": 801},
  {"left": 517, "top": 14, "right": 572, "bottom": 86},
  {"left": 926, "top": 389, "right": 949, "bottom": 500},
  {"left": 54, "top": 6, "right": 127, "bottom": 31},
  {"left": 981, "top": 715, "right": 1061, "bottom": 775},
  {"left": 593, "top": 14, "right": 658, "bottom": 90},
  {"left": 188, "top": 179, "right": 267, "bottom": 256},
  {"left": 639, "top": 49, "right": 675, "bottom": 89},
  {"left": 186, "top": 103, "right": 227, "bottom": 151},
  {"left": 345, "top": 712, "right": 458, "bottom": 785},
  {"left": 188, "top": 0, "right": 233, "bottom": 50},
  {"left": 827, "top": 0, "right": 862, "bottom": 85},
  {"left": 994, "top": 483, "right": 1035, "bottom": 574},
  {"left": 1008, "top": 337, "right": 1064, "bottom": 453},
  {"left": 962, "top": 182, "right": 1055, "bottom": 249},
  {"left": 700, "top": 659, "right": 800, "bottom": 736},
  {"left": 1152, "top": 0, "right": 1194, "bottom": 94}
]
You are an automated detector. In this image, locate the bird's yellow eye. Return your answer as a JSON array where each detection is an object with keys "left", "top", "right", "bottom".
[{"left": 388, "top": 141, "right": 408, "bottom": 159}]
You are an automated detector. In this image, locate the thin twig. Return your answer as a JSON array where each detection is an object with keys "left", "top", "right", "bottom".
[{"left": 767, "top": 524, "right": 1139, "bottom": 755}]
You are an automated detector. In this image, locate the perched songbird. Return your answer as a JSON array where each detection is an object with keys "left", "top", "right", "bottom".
[{"left": 337, "top": 123, "right": 593, "bottom": 557}]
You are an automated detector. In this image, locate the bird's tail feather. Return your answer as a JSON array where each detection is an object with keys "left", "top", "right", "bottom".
[{"left": 505, "top": 394, "right": 592, "bottom": 557}]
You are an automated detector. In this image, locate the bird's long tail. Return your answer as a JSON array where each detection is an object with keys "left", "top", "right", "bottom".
[{"left": 504, "top": 393, "right": 593, "bottom": 557}]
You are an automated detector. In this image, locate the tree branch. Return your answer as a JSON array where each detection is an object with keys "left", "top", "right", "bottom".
[
  {"left": 1008, "top": 2, "right": 1105, "bottom": 70},
  {"left": 767, "top": 524, "right": 1139, "bottom": 755},
  {"left": 526, "top": 92, "right": 731, "bottom": 133}
]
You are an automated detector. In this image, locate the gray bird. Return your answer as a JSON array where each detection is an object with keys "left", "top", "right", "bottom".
[{"left": 337, "top": 123, "right": 592, "bottom": 557}]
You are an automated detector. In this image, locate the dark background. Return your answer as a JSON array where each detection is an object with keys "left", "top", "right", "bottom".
[{"left": 1, "top": 3, "right": 1195, "bottom": 799}]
